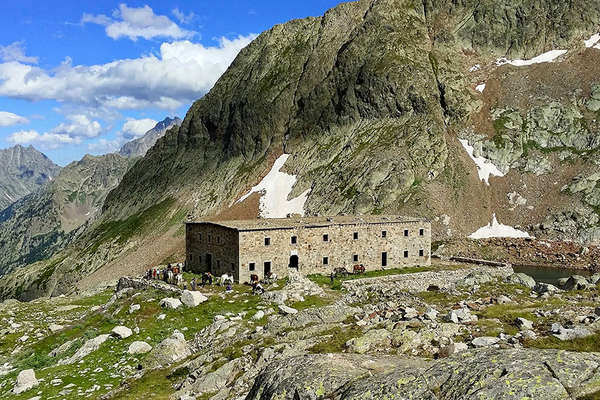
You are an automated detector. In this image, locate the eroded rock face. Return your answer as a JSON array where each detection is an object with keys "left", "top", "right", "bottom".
[
  {"left": 13, "top": 369, "right": 38, "bottom": 395},
  {"left": 246, "top": 349, "right": 600, "bottom": 400},
  {"left": 146, "top": 331, "right": 191, "bottom": 368},
  {"left": 59, "top": 334, "right": 110, "bottom": 365}
]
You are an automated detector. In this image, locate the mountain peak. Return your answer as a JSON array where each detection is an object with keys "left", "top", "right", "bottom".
[{"left": 118, "top": 116, "right": 182, "bottom": 158}]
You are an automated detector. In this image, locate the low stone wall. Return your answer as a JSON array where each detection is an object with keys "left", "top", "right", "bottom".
[
  {"left": 342, "top": 265, "right": 514, "bottom": 294},
  {"left": 116, "top": 277, "right": 182, "bottom": 295}
]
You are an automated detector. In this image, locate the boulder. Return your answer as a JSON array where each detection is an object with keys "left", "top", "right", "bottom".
[
  {"left": 128, "top": 341, "right": 152, "bottom": 355},
  {"left": 146, "top": 331, "right": 191, "bottom": 368},
  {"left": 534, "top": 282, "right": 560, "bottom": 294},
  {"left": 401, "top": 307, "right": 419, "bottom": 319},
  {"left": 423, "top": 308, "right": 438, "bottom": 321},
  {"left": 439, "top": 342, "right": 467, "bottom": 357},
  {"left": 252, "top": 310, "right": 265, "bottom": 320},
  {"left": 471, "top": 337, "right": 500, "bottom": 347},
  {"left": 160, "top": 298, "right": 182, "bottom": 310},
  {"left": 556, "top": 277, "right": 569, "bottom": 289},
  {"left": 278, "top": 305, "right": 298, "bottom": 315},
  {"left": 59, "top": 334, "right": 110, "bottom": 365},
  {"left": 346, "top": 329, "right": 392, "bottom": 354},
  {"left": 589, "top": 274, "right": 600, "bottom": 285},
  {"left": 563, "top": 275, "right": 591, "bottom": 291},
  {"left": 48, "top": 323, "right": 64, "bottom": 333},
  {"left": 446, "top": 308, "right": 477, "bottom": 323},
  {"left": 111, "top": 326, "right": 133, "bottom": 339},
  {"left": 495, "top": 295, "right": 512, "bottom": 304},
  {"left": 129, "top": 304, "right": 141, "bottom": 314},
  {"left": 551, "top": 323, "right": 593, "bottom": 341},
  {"left": 181, "top": 291, "right": 208, "bottom": 307},
  {"left": 506, "top": 273, "right": 536, "bottom": 289},
  {"left": 515, "top": 317, "right": 534, "bottom": 331},
  {"left": 13, "top": 369, "right": 38, "bottom": 394}
]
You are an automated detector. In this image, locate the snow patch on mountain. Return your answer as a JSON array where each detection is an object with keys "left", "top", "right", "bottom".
[
  {"left": 469, "top": 214, "right": 532, "bottom": 239},
  {"left": 458, "top": 139, "right": 505, "bottom": 185},
  {"left": 237, "top": 154, "right": 310, "bottom": 218},
  {"left": 496, "top": 50, "right": 567, "bottom": 67}
]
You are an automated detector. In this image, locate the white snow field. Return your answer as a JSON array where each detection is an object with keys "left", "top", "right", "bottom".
[
  {"left": 496, "top": 49, "right": 567, "bottom": 67},
  {"left": 469, "top": 214, "right": 532, "bottom": 239},
  {"left": 458, "top": 139, "right": 505, "bottom": 185},
  {"left": 585, "top": 33, "right": 600, "bottom": 49},
  {"left": 476, "top": 83, "right": 486, "bottom": 93},
  {"left": 237, "top": 154, "right": 310, "bottom": 218}
]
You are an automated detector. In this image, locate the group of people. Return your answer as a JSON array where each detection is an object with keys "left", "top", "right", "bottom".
[
  {"left": 146, "top": 263, "right": 184, "bottom": 286},
  {"left": 145, "top": 263, "right": 279, "bottom": 295}
]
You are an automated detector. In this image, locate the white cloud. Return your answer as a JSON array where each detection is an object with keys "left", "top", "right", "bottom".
[
  {"left": 82, "top": 4, "right": 195, "bottom": 41},
  {"left": 0, "top": 41, "right": 38, "bottom": 64},
  {"left": 51, "top": 114, "right": 102, "bottom": 138},
  {"left": 7, "top": 130, "right": 79, "bottom": 148},
  {"left": 0, "top": 35, "right": 256, "bottom": 110},
  {"left": 172, "top": 8, "right": 195, "bottom": 24},
  {"left": 88, "top": 138, "right": 123, "bottom": 154},
  {"left": 0, "top": 111, "right": 28, "bottom": 127},
  {"left": 121, "top": 117, "right": 157, "bottom": 139},
  {"left": 6, "top": 114, "right": 101, "bottom": 149}
]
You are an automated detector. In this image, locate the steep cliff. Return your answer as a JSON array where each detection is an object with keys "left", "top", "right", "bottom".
[{"left": 119, "top": 117, "right": 182, "bottom": 158}]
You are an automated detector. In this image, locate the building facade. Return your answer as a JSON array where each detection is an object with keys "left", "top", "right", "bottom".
[{"left": 185, "top": 216, "right": 431, "bottom": 283}]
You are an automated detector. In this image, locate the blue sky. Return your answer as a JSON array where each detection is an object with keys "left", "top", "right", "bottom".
[{"left": 0, "top": 1, "right": 341, "bottom": 165}]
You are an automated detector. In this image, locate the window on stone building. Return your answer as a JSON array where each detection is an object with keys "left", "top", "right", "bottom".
[
  {"left": 199, "top": 233, "right": 202, "bottom": 242},
  {"left": 353, "top": 254, "right": 359, "bottom": 262},
  {"left": 353, "top": 232, "right": 358, "bottom": 240},
  {"left": 323, "top": 257, "right": 329, "bottom": 265},
  {"left": 419, "top": 228, "right": 424, "bottom": 236},
  {"left": 291, "top": 236, "right": 297, "bottom": 244},
  {"left": 249, "top": 262, "right": 255, "bottom": 271},
  {"left": 419, "top": 249, "right": 424, "bottom": 257},
  {"left": 404, "top": 250, "right": 409, "bottom": 258},
  {"left": 323, "top": 234, "right": 329, "bottom": 242},
  {"left": 382, "top": 230, "right": 387, "bottom": 238},
  {"left": 382, "top": 252, "right": 388, "bottom": 267},
  {"left": 264, "top": 237, "right": 271, "bottom": 246},
  {"left": 198, "top": 255, "right": 201, "bottom": 264},
  {"left": 404, "top": 229, "right": 409, "bottom": 237}
]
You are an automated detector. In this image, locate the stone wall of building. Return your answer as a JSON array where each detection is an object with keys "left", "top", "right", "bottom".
[
  {"left": 237, "top": 221, "right": 431, "bottom": 283},
  {"left": 185, "top": 223, "right": 240, "bottom": 280}
]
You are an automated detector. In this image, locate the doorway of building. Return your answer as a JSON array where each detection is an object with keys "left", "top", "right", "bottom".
[
  {"left": 289, "top": 255, "right": 299, "bottom": 270},
  {"left": 264, "top": 261, "right": 272, "bottom": 277},
  {"left": 206, "top": 253, "right": 212, "bottom": 272}
]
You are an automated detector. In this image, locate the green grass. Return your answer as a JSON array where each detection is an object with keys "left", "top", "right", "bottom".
[
  {"left": 307, "top": 264, "right": 463, "bottom": 290},
  {"left": 524, "top": 333, "right": 600, "bottom": 352},
  {"left": 308, "top": 325, "right": 364, "bottom": 354},
  {"left": 288, "top": 295, "right": 335, "bottom": 311}
]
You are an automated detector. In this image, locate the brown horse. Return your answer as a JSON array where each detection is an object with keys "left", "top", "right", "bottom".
[{"left": 353, "top": 264, "right": 366, "bottom": 274}]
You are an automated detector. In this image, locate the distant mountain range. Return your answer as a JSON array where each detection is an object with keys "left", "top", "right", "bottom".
[
  {"left": 0, "top": 145, "right": 61, "bottom": 210},
  {"left": 119, "top": 117, "right": 182, "bottom": 158},
  {"left": 0, "top": 117, "right": 181, "bottom": 278}
]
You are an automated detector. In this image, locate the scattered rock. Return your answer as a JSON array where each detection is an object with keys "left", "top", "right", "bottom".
[
  {"left": 496, "top": 295, "right": 512, "bottom": 304},
  {"left": 278, "top": 305, "right": 298, "bottom": 315},
  {"left": 13, "top": 369, "right": 38, "bottom": 394},
  {"left": 181, "top": 291, "right": 208, "bottom": 307},
  {"left": 563, "top": 275, "right": 591, "bottom": 291},
  {"left": 111, "top": 326, "right": 133, "bottom": 339},
  {"left": 534, "top": 282, "right": 560, "bottom": 294},
  {"left": 59, "top": 334, "right": 110, "bottom": 365},
  {"left": 48, "top": 323, "right": 64, "bottom": 333},
  {"left": 423, "top": 308, "right": 438, "bottom": 321},
  {"left": 551, "top": 323, "right": 593, "bottom": 341},
  {"left": 157, "top": 314, "right": 166, "bottom": 320},
  {"left": 252, "top": 310, "right": 265, "bottom": 320},
  {"left": 129, "top": 304, "right": 141, "bottom": 314},
  {"left": 146, "top": 331, "right": 191, "bottom": 368},
  {"left": 346, "top": 329, "right": 391, "bottom": 354},
  {"left": 471, "top": 337, "right": 500, "bottom": 347},
  {"left": 160, "top": 298, "right": 182, "bottom": 310},
  {"left": 128, "top": 341, "right": 152, "bottom": 355},
  {"left": 515, "top": 317, "right": 534, "bottom": 331},
  {"left": 506, "top": 273, "right": 536, "bottom": 289}
]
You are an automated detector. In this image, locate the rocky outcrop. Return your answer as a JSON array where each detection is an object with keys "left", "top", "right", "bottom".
[{"left": 246, "top": 349, "right": 600, "bottom": 399}]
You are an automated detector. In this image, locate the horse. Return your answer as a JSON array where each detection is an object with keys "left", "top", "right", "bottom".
[
  {"left": 167, "top": 270, "right": 174, "bottom": 285},
  {"left": 175, "top": 274, "right": 183, "bottom": 286},
  {"left": 264, "top": 272, "right": 278, "bottom": 284},
  {"left": 353, "top": 264, "right": 366, "bottom": 274},
  {"left": 219, "top": 274, "right": 233, "bottom": 286},
  {"left": 201, "top": 272, "right": 213, "bottom": 286},
  {"left": 333, "top": 267, "right": 349, "bottom": 277}
]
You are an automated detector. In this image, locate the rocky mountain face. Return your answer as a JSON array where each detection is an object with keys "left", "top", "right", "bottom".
[
  {"left": 118, "top": 117, "right": 182, "bottom": 158},
  {"left": 3, "top": 0, "right": 600, "bottom": 299},
  {"left": 0, "top": 145, "right": 61, "bottom": 211},
  {"left": 0, "top": 153, "right": 134, "bottom": 278}
]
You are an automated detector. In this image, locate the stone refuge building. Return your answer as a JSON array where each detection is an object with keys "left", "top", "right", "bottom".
[{"left": 185, "top": 216, "right": 431, "bottom": 283}]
